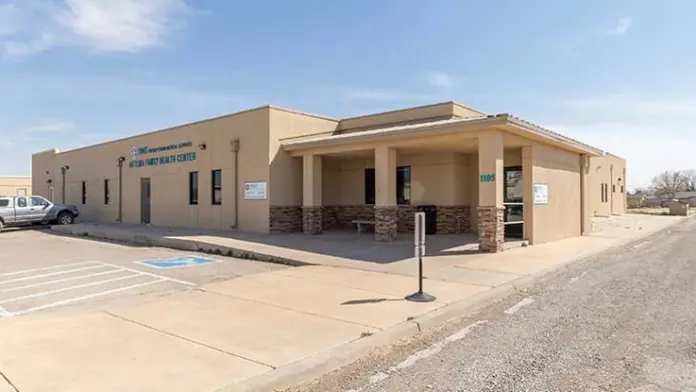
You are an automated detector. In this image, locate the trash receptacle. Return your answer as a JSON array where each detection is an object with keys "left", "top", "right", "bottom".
[{"left": 416, "top": 205, "right": 437, "bottom": 235}]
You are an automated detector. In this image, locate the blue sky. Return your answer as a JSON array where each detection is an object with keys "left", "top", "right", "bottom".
[{"left": 1, "top": 0, "right": 694, "bottom": 188}]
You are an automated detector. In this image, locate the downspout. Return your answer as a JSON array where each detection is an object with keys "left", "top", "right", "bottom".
[
  {"left": 231, "top": 139, "right": 240, "bottom": 228},
  {"left": 117, "top": 157, "right": 125, "bottom": 222},
  {"left": 60, "top": 166, "right": 69, "bottom": 204},
  {"left": 580, "top": 155, "right": 589, "bottom": 235},
  {"left": 610, "top": 164, "right": 614, "bottom": 214}
]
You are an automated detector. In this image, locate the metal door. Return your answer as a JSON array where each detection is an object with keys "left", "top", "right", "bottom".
[
  {"left": 140, "top": 178, "right": 151, "bottom": 224},
  {"left": 14, "top": 196, "right": 33, "bottom": 223}
]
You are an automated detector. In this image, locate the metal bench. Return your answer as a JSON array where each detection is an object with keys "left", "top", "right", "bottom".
[{"left": 352, "top": 220, "right": 375, "bottom": 234}]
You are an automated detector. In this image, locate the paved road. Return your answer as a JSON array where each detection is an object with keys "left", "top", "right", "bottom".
[{"left": 290, "top": 217, "right": 696, "bottom": 392}]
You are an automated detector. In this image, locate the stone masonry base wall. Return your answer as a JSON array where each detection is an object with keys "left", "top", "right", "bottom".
[
  {"left": 374, "top": 206, "right": 398, "bottom": 241},
  {"left": 269, "top": 206, "right": 302, "bottom": 233},
  {"left": 270, "top": 204, "right": 473, "bottom": 235},
  {"left": 477, "top": 206, "right": 504, "bottom": 252}
]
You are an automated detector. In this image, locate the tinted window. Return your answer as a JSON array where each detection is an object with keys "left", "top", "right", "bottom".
[
  {"left": 397, "top": 166, "right": 411, "bottom": 205},
  {"left": 0, "top": 199, "right": 9, "bottom": 207},
  {"left": 30, "top": 196, "right": 48, "bottom": 206},
  {"left": 81, "top": 181, "right": 86, "bottom": 204},
  {"left": 189, "top": 172, "right": 199, "bottom": 205},
  {"left": 211, "top": 170, "right": 222, "bottom": 205},
  {"left": 364, "top": 168, "right": 375, "bottom": 204}
]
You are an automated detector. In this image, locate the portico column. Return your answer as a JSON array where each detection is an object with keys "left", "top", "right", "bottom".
[
  {"left": 477, "top": 131, "right": 505, "bottom": 252},
  {"left": 374, "top": 146, "right": 397, "bottom": 241},
  {"left": 302, "top": 154, "right": 323, "bottom": 235}
]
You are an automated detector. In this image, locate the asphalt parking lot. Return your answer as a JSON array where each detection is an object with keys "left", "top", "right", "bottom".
[{"left": 0, "top": 228, "right": 288, "bottom": 317}]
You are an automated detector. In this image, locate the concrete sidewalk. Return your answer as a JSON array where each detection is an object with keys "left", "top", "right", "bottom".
[{"left": 0, "top": 214, "right": 685, "bottom": 392}]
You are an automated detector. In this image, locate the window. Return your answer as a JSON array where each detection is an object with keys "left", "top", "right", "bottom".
[
  {"left": 601, "top": 183, "right": 607, "bottom": 203},
  {"left": 364, "top": 168, "right": 375, "bottom": 204},
  {"left": 17, "top": 197, "right": 27, "bottom": 207},
  {"left": 211, "top": 169, "right": 222, "bottom": 205},
  {"left": 397, "top": 166, "right": 411, "bottom": 204},
  {"left": 104, "top": 179, "right": 110, "bottom": 205},
  {"left": 612, "top": 184, "right": 616, "bottom": 193},
  {"left": 0, "top": 199, "right": 9, "bottom": 207},
  {"left": 189, "top": 172, "right": 199, "bottom": 205},
  {"left": 621, "top": 185, "right": 624, "bottom": 193},
  {"left": 364, "top": 166, "right": 411, "bottom": 205},
  {"left": 81, "top": 181, "right": 86, "bottom": 204},
  {"left": 30, "top": 196, "right": 48, "bottom": 206}
]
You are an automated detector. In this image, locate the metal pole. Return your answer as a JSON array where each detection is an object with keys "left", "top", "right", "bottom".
[{"left": 406, "top": 212, "right": 436, "bottom": 302}]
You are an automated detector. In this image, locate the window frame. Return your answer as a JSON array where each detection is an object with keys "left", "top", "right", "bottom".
[
  {"left": 189, "top": 171, "right": 199, "bottom": 205},
  {"left": 211, "top": 169, "right": 222, "bottom": 205},
  {"left": 396, "top": 166, "right": 411, "bottom": 205},
  {"left": 104, "top": 179, "right": 110, "bottom": 205}
]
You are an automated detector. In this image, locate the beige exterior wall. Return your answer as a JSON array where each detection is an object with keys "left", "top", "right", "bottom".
[
  {"left": 268, "top": 109, "right": 339, "bottom": 207},
  {"left": 29, "top": 101, "right": 620, "bottom": 247},
  {"left": 589, "top": 155, "right": 627, "bottom": 216},
  {"left": 525, "top": 144, "right": 582, "bottom": 245},
  {"left": 322, "top": 152, "right": 473, "bottom": 206},
  {"left": 32, "top": 108, "right": 274, "bottom": 231},
  {"left": 0, "top": 176, "right": 32, "bottom": 197},
  {"left": 338, "top": 102, "right": 483, "bottom": 133}
]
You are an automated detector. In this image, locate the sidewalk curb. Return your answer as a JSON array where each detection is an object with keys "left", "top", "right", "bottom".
[{"left": 49, "top": 225, "right": 309, "bottom": 267}]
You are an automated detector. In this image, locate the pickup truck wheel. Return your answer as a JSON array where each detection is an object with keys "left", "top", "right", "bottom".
[{"left": 57, "top": 212, "right": 74, "bottom": 225}]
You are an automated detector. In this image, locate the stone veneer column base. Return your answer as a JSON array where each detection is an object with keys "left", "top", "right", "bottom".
[
  {"left": 302, "top": 206, "right": 323, "bottom": 235},
  {"left": 374, "top": 206, "right": 398, "bottom": 242},
  {"left": 477, "top": 206, "right": 504, "bottom": 252}
]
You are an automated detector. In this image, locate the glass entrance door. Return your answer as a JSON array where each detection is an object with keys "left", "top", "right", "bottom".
[{"left": 503, "top": 166, "right": 524, "bottom": 238}]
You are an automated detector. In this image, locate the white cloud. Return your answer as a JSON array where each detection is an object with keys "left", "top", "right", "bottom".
[
  {"left": 426, "top": 71, "right": 456, "bottom": 89},
  {"left": 24, "top": 121, "right": 75, "bottom": 133},
  {"left": 607, "top": 17, "right": 632, "bottom": 35},
  {"left": 0, "top": 0, "right": 192, "bottom": 58},
  {"left": 58, "top": 0, "right": 190, "bottom": 52}
]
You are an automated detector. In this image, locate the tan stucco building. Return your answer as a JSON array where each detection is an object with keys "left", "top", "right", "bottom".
[
  {"left": 0, "top": 176, "right": 31, "bottom": 197},
  {"left": 32, "top": 102, "right": 626, "bottom": 252}
]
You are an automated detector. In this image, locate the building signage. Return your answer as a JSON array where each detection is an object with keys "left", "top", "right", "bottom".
[
  {"left": 129, "top": 141, "right": 196, "bottom": 168},
  {"left": 479, "top": 173, "right": 496, "bottom": 182},
  {"left": 533, "top": 183, "right": 548, "bottom": 205},
  {"left": 244, "top": 181, "right": 267, "bottom": 200}
]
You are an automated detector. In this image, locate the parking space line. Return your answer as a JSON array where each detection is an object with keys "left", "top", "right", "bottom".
[
  {"left": 1, "top": 269, "right": 124, "bottom": 293},
  {"left": 97, "top": 262, "right": 196, "bottom": 286},
  {"left": 10, "top": 280, "right": 165, "bottom": 316},
  {"left": 0, "top": 261, "right": 95, "bottom": 278},
  {"left": 0, "top": 274, "right": 146, "bottom": 305},
  {"left": 0, "top": 264, "right": 107, "bottom": 286}
]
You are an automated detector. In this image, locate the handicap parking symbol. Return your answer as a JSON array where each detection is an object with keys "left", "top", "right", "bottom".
[{"left": 137, "top": 255, "right": 218, "bottom": 269}]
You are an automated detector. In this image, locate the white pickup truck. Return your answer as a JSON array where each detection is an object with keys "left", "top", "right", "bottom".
[{"left": 0, "top": 195, "right": 79, "bottom": 232}]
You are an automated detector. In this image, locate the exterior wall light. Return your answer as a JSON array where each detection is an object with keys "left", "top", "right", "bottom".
[{"left": 199, "top": 143, "right": 207, "bottom": 150}]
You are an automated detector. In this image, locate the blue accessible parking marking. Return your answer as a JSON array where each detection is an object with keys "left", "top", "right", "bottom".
[{"left": 136, "top": 255, "right": 219, "bottom": 270}]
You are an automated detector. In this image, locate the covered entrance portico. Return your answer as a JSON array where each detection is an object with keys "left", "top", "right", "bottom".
[{"left": 282, "top": 114, "right": 595, "bottom": 253}]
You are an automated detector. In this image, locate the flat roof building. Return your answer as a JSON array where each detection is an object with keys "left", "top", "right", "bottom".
[{"left": 32, "top": 101, "right": 626, "bottom": 252}]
